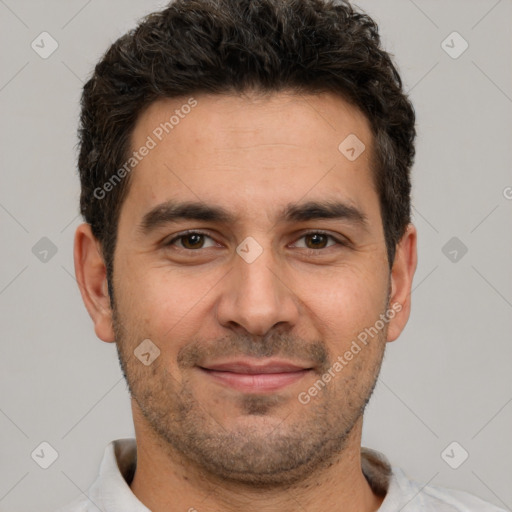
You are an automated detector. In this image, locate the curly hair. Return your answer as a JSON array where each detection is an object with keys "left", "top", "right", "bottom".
[{"left": 78, "top": 0, "right": 416, "bottom": 287}]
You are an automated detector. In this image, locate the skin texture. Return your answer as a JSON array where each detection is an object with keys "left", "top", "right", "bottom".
[{"left": 74, "top": 91, "right": 417, "bottom": 512}]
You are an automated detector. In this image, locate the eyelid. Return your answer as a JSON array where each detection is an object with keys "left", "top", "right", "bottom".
[
  {"left": 164, "top": 229, "right": 217, "bottom": 247},
  {"left": 289, "top": 229, "right": 349, "bottom": 249},
  {"left": 164, "top": 229, "right": 350, "bottom": 251}
]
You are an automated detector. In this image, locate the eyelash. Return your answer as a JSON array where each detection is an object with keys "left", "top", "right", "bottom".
[{"left": 164, "top": 230, "right": 348, "bottom": 252}]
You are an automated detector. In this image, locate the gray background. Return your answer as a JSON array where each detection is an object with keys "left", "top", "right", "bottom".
[{"left": 0, "top": 1, "right": 511, "bottom": 511}]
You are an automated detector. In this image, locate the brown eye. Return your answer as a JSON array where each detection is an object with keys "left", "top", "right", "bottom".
[
  {"left": 180, "top": 233, "right": 205, "bottom": 249},
  {"left": 304, "top": 233, "right": 329, "bottom": 249},
  {"left": 293, "top": 232, "right": 341, "bottom": 251},
  {"left": 165, "top": 231, "right": 217, "bottom": 250}
]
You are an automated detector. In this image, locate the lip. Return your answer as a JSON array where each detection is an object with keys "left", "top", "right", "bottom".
[{"left": 199, "top": 359, "right": 313, "bottom": 393}]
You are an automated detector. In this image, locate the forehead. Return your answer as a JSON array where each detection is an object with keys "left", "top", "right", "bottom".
[{"left": 123, "top": 91, "right": 378, "bottom": 225}]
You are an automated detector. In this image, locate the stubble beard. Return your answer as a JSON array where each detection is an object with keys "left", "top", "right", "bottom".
[{"left": 112, "top": 306, "right": 387, "bottom": 488}]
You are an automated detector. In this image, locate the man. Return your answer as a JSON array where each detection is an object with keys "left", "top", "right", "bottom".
[{"left": 60, "top": 0, "right": 504, "bottom": 510}]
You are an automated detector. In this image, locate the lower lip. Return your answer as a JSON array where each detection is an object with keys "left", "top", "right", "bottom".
[{"left": 199, "top": 368, "right": 311, "bottom": 393}]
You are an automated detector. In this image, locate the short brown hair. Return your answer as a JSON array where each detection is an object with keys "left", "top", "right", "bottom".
[{"left": 78, "top": 0, "right": 416, "bottom": 289}]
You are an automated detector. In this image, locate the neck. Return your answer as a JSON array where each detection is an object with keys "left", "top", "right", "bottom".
[{"left": 130, "top": 407, "right": 384, "bottom": 512}]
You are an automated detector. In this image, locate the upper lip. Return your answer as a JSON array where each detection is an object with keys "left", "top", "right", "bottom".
[{"left": 200, "top": 359, "right": 312, "bottom": 374}]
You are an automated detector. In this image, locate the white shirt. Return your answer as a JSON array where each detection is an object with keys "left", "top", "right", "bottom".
[{"left": 56, "top": 438, "right": 506, "bottom": 511}]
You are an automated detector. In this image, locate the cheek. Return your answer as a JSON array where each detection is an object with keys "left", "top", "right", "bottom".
[
  {"left": 115, "top": 261, "right": 223, "bottom": 341},
  {"left": 296, "top": 266, "right": 388, "bottom": 348}
]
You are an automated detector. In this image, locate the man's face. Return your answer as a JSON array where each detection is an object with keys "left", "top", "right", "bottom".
[{"left": 111, "top": 92, "right": 397, "bottom": 485}]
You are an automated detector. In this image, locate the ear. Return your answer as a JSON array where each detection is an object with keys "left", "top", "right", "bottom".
[
  {"left": 74, "top": 223, "right": 115, "bottom": 343},
  {"left": 387, "top": 223, "right": 417, "bottom": 342}
]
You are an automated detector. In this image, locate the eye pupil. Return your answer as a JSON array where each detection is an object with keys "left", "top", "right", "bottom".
[
  {"left": 306, "top": 233, "right": 327, "bottom": 249},
  {"left": 182, "top": 233, "right": 204, "bottom": 249},
  {"left": 174, "top": 232, "right": 335, "bottom": 251}
]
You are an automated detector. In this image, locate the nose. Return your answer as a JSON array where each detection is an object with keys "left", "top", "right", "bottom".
[{"left": 215, "top": 245, "right": 300, "bottom": 337}]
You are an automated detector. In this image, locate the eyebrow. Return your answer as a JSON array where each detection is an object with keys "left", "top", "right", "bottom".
[{"left": 139, "top": 199, "right": 368, "bottom": 234}]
